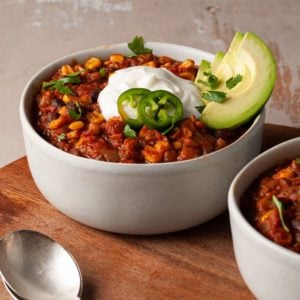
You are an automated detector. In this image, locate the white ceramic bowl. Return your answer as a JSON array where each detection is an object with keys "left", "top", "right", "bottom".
[
  {"left": 20, "top": 42, "right": 265, "bottom": 234},
  {"left": 228, "top": 137, "right": 300, "bottom": 300}
]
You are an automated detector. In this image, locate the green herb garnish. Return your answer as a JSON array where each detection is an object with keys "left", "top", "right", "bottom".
[
  {"left": 68, "top": 102, "right": 82, "bottom": 120},
  {"left": 42, "top": 80, "right": 74, "bottom": 95},
  {"left": 57, "top": 133, "right": 66, "bottom": 142},
  {"left": 226, "top": 74, "right": 243, "bottom": 90},
  {"left": 295, "top": 158, "right": 300, "bottom": 164},
  {"left": 161, "top": 120, "right": 176, "bottom": 136},
  {"left": 128, "top": 36, "right": 152, "bottom": 55},
  {"left": 195, "top": 104, "right": 206, "bottom": 113},
  {"left": 42, "top": 71, "right": 84, "bottom": 95},
  {"left": 197, "top": 74, "right": 219, "bottom": 89},
  {"left": 66, "top": 69, "right": 87, "bottom": 77},
  {"left": 272, "top": 195, "right": 290, "bottom": 232},
  {"left": 99, "top": 67, "right": 106, "bottom": 77},
  {"left": 124, "top": 124, "right": 137, "bottom": 138},
  {"left": 202, "top": 91, "right": 227, "bottom": 103},
  {"left": 198, "top": 71, "right": 219, "bottom": 89}
]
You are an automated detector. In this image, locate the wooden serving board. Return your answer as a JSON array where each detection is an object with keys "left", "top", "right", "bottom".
[{"left": 0, "top": 124, "right": 299, "bottom": 300}]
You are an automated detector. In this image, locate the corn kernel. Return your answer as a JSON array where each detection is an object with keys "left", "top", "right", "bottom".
[
  {"left": 73, "top": 64, "right": 84, "bottom": 72},
  {"left": 79, "top": 94, "right": 92, "bottom": 105},
  {"left": 48, "top": 117, "right": 65, "bottom": 129},
  {"left": 275, "top": 167, "right": 294, "bottom": 179},
  {"left": 161, "top": 62, "right": 171, "bottom": 68},
  {"left": 67, "top": 130, "right": 80, "bottom": 139},
  {"left": 179, "top": 59, "right": 194, "bottom": 70},
  {"left": 87, "top": 111, "right": 104, "bottom": 124},
  {"left": 61, "top": 64, "right": 74, "bottom": 75},
  {"left": 88, "top": 123, "right": 101, "bottom": 135},
  {"left": 143, "top": 61, "right": 157, "bottom": 67},
  {"left": 84, "top": 57, "right": 102, "bottom": 70},
  {"left": 75, "top": 137, "right": 84, "bottom": 147},
  {"left": 173, "top": 141, "right": 182, "bottom": 150},
  {"left": 261, "top": 210, "right": 272, "bottom": 222},
  {"left": 143, "top": 145, "right": 163, "bottom": 163},
  {"left": 154, "top": 141, "right": 169, "bottom": 151},
  {"left": 68, "top": 121, "right": 84, "bottom": 130},
  {"left": 58, "top": 106, "right": 68, "bottom": 116},
  {"left": 179, "top": 72, "right": 195, "bottom": 81},
  {"left": 62, "top": 94, "right": 79, "bottom": 104},
  {"left": 109, "top": 54, "right": 125, "bottom": 64}
]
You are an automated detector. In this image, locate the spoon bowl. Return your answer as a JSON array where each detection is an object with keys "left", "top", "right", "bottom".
[
  {"left": 0, "top": 230, "right": 82, "bottom": 299},
  {"left": 2, "top": 279, "right": 20, "bottom": 300}
]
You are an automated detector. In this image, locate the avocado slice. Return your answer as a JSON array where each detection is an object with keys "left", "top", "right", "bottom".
[
  {"left": 195, "top": 32, "right": 244, "bottom": 90},
  {"left": 212, "top": 32, "right": 244, "bottom": 70},
  {"left": 197, "top": 32, "right": 276, "bottom": 129},
  {"left": 211, "top": 51, "right": 225, "bottom": 72},
  {"left": 194, "top": 33, "right": 243, "bottom": 103}
]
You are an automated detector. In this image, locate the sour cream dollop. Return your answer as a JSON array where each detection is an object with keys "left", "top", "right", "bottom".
[{"left": 98, "top": 66, "right": 202, "bottom": 121}]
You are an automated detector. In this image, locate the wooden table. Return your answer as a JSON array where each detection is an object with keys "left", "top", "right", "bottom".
[{"left": 0, "top": 124, "right": 299, "bottom": 300}]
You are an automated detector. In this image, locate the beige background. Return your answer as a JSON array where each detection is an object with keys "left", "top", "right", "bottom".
[{"left": 0, "top": 0, "right": 299, "bottom": 167}]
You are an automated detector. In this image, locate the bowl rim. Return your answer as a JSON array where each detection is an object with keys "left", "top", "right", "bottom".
[
  {"left": 19, "top": 41, "right": 265, "bottom": 170},
  {"left": 228, "top": 137, "right": 300, "bottom": 261}
]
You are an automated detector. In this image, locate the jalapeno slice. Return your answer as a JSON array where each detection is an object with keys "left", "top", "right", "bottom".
[
  {"left": 117, "top": 88, "right": 151, "bottom": 128},
  {"left": 137, "top": 90, "right": 183, "bottom": 130}
]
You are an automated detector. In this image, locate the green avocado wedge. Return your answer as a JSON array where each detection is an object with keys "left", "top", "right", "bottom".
[
  {"left": 196, "top": 32, "right": 276, "bottom": 129},
  {"left": 211, "top": 51, "right": 225, "bottom": 72},
  {"left": 195, "top": 32, "right": 243, "bottom": 92}
]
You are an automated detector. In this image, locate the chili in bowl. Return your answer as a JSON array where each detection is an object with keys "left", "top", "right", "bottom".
[
  {"left": 34, "top": 46, "right": 249, "bottom": 164},
  {"left": 20, "top": 39, "right": 267, "bottom": 234},
  {"left": 228, "top": 137, "right": 300, "bottom": 300}
]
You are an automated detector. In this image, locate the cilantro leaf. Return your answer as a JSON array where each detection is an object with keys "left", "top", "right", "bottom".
[
  {"left": 198, "top": 77, "right": 218, "bottom": 89},
  {"left": 162, "top": 121, "right": 176, "bottom": 135},
  {"left": 272, "top": 195, "right": 290, "bottom": 232},
  {"left": 206, "top": 73, "right": 219, "bottom": 89},
  {"left": 128, "top": 36, "right": 152, "bottom": 55},
  {"left": 42, "top": 80, "right": 74, "bottom": 95},
  {"left": 295, "top": 158, "right": 300, "bottom": 164},
  {"left": 198, "top": 71, "right": 219, "bottom": 89},
  {"left": 57, "top": 133, "right": 66, "bottom": 142},
  {"left": 58, "top": 76, "right": 81, "bottom": 85},
  {"left": 42, "top": 71, "right": 84, "bottom": 95},
  {"left": 202, "top": 91, "right": 227, "bottom": 103},
  {"left": 68, "top": 102, "right": 82, "bottom": 120},
  {"left": 54, "top": 84, "right": 74, "bottom": 95},
  {"left": 66, "top": 69, "right": 87, "bottom": 77},
  {"left": 124, "top": 124, "right": 136, "bottom": 138},
  {"left": 226, "top": 74, "right": 243, "bottom": 90},
  {"left": 99, "top": 67, "right": 106, "bottom": 77},
  {"left": 42, "top": 80, "right": 75, "bottom": 95}
]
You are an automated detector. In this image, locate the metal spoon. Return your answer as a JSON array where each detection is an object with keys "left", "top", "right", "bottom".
[
  {"left": 2, "top": 279, "right": 20, "bottom": 300},
  {"left": 0, "top": 230, "right": 82, "bottom": 300}
]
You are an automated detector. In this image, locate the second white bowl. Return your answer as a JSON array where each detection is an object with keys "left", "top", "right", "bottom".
[{"left": 229, "top": 137, "right": 300, "bottom": 300}]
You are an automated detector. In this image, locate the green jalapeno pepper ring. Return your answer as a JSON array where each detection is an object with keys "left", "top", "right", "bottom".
[
  {"left": 117, "top": 88, "right": 151, "bottom": 128},
  {"left": 137, "top": 90, "right": 183, "bottom": 130}
]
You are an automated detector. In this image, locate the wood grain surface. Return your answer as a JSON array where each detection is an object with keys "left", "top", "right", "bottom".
[{"left": 0, "top": 124, "right": 299, "bottom": 300}]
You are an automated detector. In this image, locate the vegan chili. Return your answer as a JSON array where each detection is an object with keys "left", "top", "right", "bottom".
[
  {"left": 241, "top": 158, "right": 300, "bottom": 253},
  {"left": 34, "top": 52, "right": 249, "bottom": 163}
]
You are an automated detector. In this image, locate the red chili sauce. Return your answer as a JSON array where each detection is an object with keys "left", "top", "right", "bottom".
[
  {"left": 34, "top": 52, "right": 249, "bottom": 163},
  {"left": 241, "top": 158, "right": 300, "bottom": 253}
]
